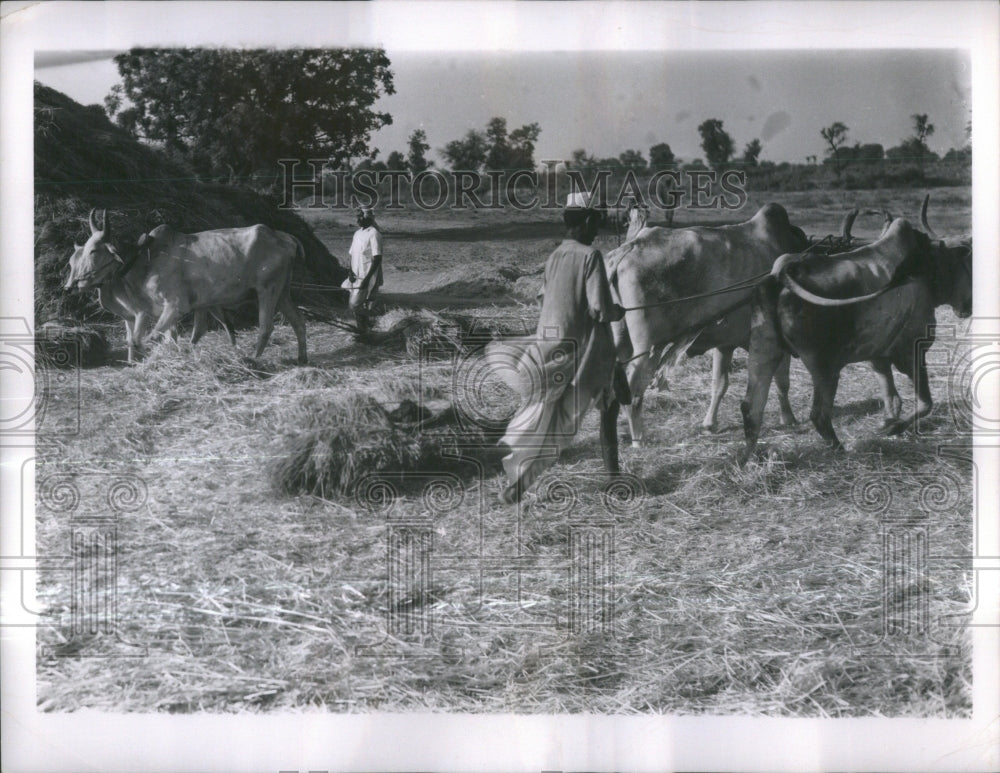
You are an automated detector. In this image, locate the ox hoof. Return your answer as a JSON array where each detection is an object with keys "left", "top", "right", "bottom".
[
  {"left": 630, "top": 440, "right": 643, "bottom": 449},
  {"left": 779, "top": 417, "right": 798, "bottom": 428},
  {"left": 736, "top": 447, "right": 754, "bottom": 467},
  {"left": 501, "top": 482, "right": 525, "bottom": 505},
  {"left": 699, "top": 424, "right": 717, "bottom": 435},
  {"left": 881, "top": 419, "right": 910, "bottom": 437}
]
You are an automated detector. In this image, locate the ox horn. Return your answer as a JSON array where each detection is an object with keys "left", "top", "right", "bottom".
[
  {"left": 840, "top": 208, "right": 859, "bottom": 241},
  {"left": 89, "top": 208, "right": 101, "bottom": 234},
  {"left": 100, "top": 209, "right": 111, "bottom": 236},
  {"left": 920, "top": 194, "right": 938, "bottom": 239},
  {"left": 880, "top": 209, "right": 894, "bottom": 235}
]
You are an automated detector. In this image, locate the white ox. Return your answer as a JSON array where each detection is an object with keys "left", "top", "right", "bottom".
[
  {"left": 65, "top": 210, "right": 307, "bottom": 364},
  {"left": 605, "top": 203, "right": 810, "bottom": 445}
]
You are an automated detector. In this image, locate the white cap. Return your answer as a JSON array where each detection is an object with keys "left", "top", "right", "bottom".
[{"left": 565, "top": 190, "right": 595, "bottom": 209}]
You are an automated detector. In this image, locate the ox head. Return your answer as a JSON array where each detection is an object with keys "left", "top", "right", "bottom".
[
  {"left": 64, "top": 209, "right": 125, "bottom": 291},
  {"left": 919, "top": 195, "right": 972, "bottom": 318},
  {"left": 930, "top": 237, "right": 973, "bottom": 318},
  {"left": 626, "top": 200, "right": 649, "bottom": 230}
]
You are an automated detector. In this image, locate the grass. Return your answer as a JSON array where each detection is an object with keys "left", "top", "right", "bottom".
[{"left": 34, "top": 193, "right": 974, "bottom": 716}]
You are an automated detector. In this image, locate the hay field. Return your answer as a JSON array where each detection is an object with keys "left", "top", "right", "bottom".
[{"left": 36, "top": 186, "right": 974, "bottom": 715}]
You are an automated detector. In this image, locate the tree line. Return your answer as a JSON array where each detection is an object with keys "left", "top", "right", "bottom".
[{"left": 101, "top": 48, "right": 970, "bottom": 191}]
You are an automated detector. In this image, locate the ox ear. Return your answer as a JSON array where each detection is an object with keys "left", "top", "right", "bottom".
[{"left": 137, "top": 233, "right": 149, "bottom": 249}]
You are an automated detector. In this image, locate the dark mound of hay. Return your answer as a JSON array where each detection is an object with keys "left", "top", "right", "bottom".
[
  {"left": 35, "top": 323, "right": 109, "bottom": 368},
  {"left": 270, "top": 394, "right": 496, "bottom": 499},
  {"left": 34, "top": 82, "right": 347, "bottom": 324}
]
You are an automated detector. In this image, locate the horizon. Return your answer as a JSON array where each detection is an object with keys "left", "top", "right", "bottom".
[{"left": 34, "top": 48, "right": 971, "bottom": 167}]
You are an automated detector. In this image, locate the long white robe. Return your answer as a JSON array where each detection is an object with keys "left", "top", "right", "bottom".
[{"left": 487, "top": 239, "right": 622, "bottom": 493}]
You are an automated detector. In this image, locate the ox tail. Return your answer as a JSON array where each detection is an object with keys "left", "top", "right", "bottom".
[
  {"left": 291, "top": 235, "right": 306, "bottom": 264},
  {"left": 779, "top": 270, "right": 895, "bottom": 307},
  {"left": 756, "top": 275, "right": 788, "bottom": 350},
  {"left": 655, "top": 329, "right": 702, "bottom": 372}
]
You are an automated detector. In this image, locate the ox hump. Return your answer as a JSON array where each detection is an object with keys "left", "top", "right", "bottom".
[{"left": 752, "top": 202, "right": 792, "bottom": 229}]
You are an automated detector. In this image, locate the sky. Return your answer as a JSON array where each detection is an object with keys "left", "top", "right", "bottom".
[{"left": 34, "top": 48, "right": 971, "bottom": 165}]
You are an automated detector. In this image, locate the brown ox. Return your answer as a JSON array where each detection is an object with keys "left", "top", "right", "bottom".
[
  {"left": 65, "top": 210, "right": 307, "bottom": 364},
  {"left": 738, "top": 213, "right": 972, "bottom": 463},
  {"left": 606, "top": 203, "right": 809, "bottom": 445}
]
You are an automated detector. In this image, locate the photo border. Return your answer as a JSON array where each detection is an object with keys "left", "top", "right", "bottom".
[{"left": 3, "top": 2, "right": 998, "bottom": 771}]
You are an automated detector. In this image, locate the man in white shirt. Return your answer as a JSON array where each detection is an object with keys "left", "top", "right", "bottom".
[{"left": 341, "top": 207, "right": 383, "bottom": 329}]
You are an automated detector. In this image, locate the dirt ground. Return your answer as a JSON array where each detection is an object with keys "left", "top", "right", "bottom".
[{"left": 35, "top": 186, "right": 974, "bottom": 714}]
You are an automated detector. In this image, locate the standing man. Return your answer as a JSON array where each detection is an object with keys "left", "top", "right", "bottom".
[
  {"left": 487, "top": 191, "right": 631, "bottom": 504},
  {"left": 341, "top": 207, "right": 383, "bottom": 330}
]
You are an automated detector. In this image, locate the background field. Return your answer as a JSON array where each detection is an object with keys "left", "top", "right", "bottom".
[{"left": 36, "top": 186, "right": 974, "bottom": 715}]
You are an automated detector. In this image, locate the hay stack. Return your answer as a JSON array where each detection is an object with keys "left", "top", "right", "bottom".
[
  {"left": 35, "top": 322, "right": 109, "bottom": 368},
  {"left": 270, "top": 394, "right": 495, "bottom": 499}
]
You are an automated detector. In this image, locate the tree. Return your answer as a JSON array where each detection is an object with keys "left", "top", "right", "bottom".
[
  {"left": 386, "top": 150, "right": 408, "bottom": 171},
  {"left": 648, "top": 142, "right": 676, "bottom": 171},
  {"left": 354, "top": 152, "right": 387, "bottom": 173},
  {"left": 618, "top": 149, "right": 647, "bottom": 171},
  {"left": 484, "top": 117, "right": 510, "bottom": 170},
  {"left": 407, "top": 129, "right": 431, "bottom": 172},
  {"left": 820, "top": 122, "right": 849, "bottom": 174},
  {"left": 853, "top": 143, "right": 884, "bottom": 165},
  {"left": 741, "top": 138, "right": 762, "bottom": 167},
  {"left": 570, "top": 148, "right": 595, "bottom": 169},
  {"left": 508, "top": 122, "right": 541, "bottom": 170},
  {"left": 105, "top": 48, "right": 395, "bottom": 183},
  {"left": 886, "top": 138, "right": 938, "bottom": 164},
  {"left": 912, "top": 113, "right": 935, "bottom": 146},
  {"left": 697, "top": 119, "right": 735, "bottom": 169},
  {"left": 441, "top": 129, "right": 487, "bottom": 171},
  {"left": 909, "top": 113, "right": 936, "bottom": 165}
]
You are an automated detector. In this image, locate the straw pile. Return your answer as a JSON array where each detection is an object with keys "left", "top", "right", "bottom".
[
  {"left": 35, "top": 322, "right": 109, "bottom": 368},
  {"left": 360, "top": 309, "right": 469, "bottom": 357},
  {"left": 270, "top": 393, "right": 493, "bottom": 499}
]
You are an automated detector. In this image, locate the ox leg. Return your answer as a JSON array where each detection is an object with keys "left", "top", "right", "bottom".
[
  {"left": 278, "top": 294, "right": 308, "bottom": 365},
  {"left": 190, "top": 309, "right": 209, "bottom": 345},
  {"left": 701, "top": 346, "right": 733, "bottom": 433},
  {"left": 123, "top": 318, "right": 136, "bottom": 365},
  {"left": 775, "top": 353, "right": 798, "bottom": 426},
  {"left": 883, "top": 348, "right": 932, "bottom": 436},
  {"left": 805, "top": 360, "right": 843, "bottom": 451},
  {"left": 599, "top": 397, "right": 621, "bottom": 476},
  {"left": 253, "top": 283, "right": 283, "bottom": 359},
  {"left": 739, "top": 339, "right": 783, "bottom": 466},
  {"left": 625, "top": 353, "right": 654, "bottom": 448},
  {"left": 218, "top": 310, "right": 238, "bottom": 347},
  {"left": 870, "top": 358, "right": 902, "bottom": 428},
  {"left": 146, "top": 305, "right": 183, "bottom": 346},
  {"left": 130, "top": 311, "right": 150, "bottom": 363},
  {"left": 739, "top": 285, "right": 785, "bottom": 465}
]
